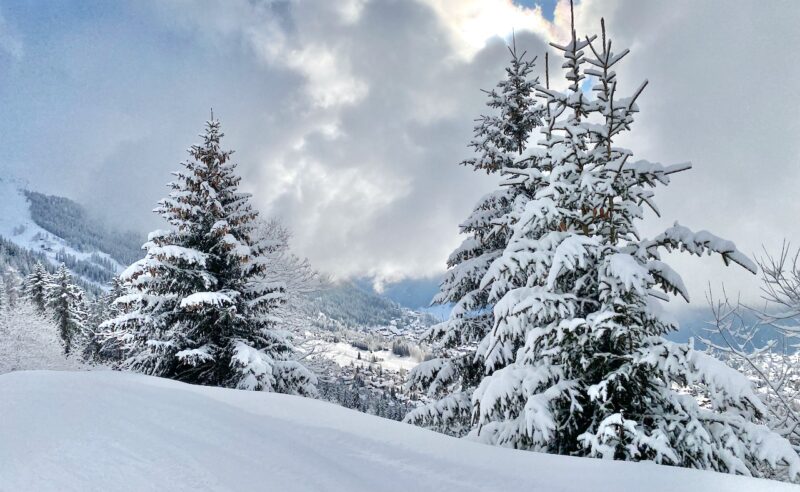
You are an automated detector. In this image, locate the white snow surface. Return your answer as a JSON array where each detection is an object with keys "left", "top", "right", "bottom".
[
  {"left": 308, "top": 340, "right": 419, "bottom": 372},
  {"left": 0, "top": 370, "right": 793, "bottom": 492}
]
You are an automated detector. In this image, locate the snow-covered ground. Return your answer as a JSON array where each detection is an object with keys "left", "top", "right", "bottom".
[
  {"left": 0, "top": 370, "right": 792, "bottom": 492},
  {"left": 309, "top": 339, "right": 419, "bottom": 372}
]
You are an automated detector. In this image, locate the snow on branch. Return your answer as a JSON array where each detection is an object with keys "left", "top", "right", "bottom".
[
  {"left": 179, "top": 292, "right": 235, "bottom": 309},
  {"left": 645, "top": 223, "right": 758, "bottom": 274}
]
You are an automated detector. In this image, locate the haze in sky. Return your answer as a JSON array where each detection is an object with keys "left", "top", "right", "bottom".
[{"left": 1, "top": 0, "right": 798, "bottom": 307}]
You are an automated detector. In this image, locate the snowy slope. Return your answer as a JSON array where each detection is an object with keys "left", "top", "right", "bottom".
[
  {"left": 0, "top": 179, "right": 120, "bottom": 268},
  {"left": 0, "top": 371, "right": 792, "bottom": 492},
  {"left": 0, "top": 177, "right": 127, "bottom": 286},
  {"left": 308, "top": 339, "right": 420, "bottom": 372}
]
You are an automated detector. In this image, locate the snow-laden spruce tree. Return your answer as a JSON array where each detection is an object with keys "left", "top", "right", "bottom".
[
  {"left": 0, "top": 276, "right": 7, "bottom": 313},
  {"left": 1, "top": 267, "right": 21, "bottom": 310},
  {"left": 469, "top": 12, "right": 800, "bottom": 479},
  {"left": 103, "top": 118, "right": 316, "bottom": 395},
  {"left": 405, "top": 39, "right": 545, "bottom": 436},
  {"left": 24, "top": 261, "right": 50, "bottom": 314},
  {"left": 47, "top": 264, "right": 87, "bottom": 356},
  {"left": 82, "top": 286, "right": 120, "bottom": 364},
  {"left": 94, "top": 276, "right": 130, "bottom": 363}
]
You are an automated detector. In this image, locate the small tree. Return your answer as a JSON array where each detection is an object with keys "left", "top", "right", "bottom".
[
  {"left": 95, "top": 276, "right": 130, "bottom": 363},
  {"left": 104, "top": 117, "right": 316, "bottom": 395},
  {"left": 48, "top": 264, "right": 87, "bottom": 356},
  {"left": 24, "top": 261, "right": 50, "bottom": 314},
  {"left": 0, "top": 276, "right": 7, "bottom": 314},
  {"left": 253, "top": 218, "right": 321, "bottom": 330},
  {"left": 2, "top": 267, "right": 21, "bottom": 310},
  {"left": 405, "top": 37, "right": 545, "bottom": 437},
  {"left": 0, "top": 299, "right": 85, "bottom": 374}
]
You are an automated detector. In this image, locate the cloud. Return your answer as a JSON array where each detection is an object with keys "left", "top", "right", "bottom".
[
  {"left": 421, "top": 0, "right": 553, "bottom": 59},
  {"left": 566, "top": 0, "right": 800, "bottom": 304},
  {"left": 2, "top": 0, "right": 798, "bottom": 311},
  {"left": 135, "top": 0, "right": 550, "bottom": 280}
]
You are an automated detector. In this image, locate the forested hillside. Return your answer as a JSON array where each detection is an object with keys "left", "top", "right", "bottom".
[
  {"left": 25, "top": 191, "right": 143, "bottom": 265},
  {"left": 305, "top": 281, "right": 411, "bottom": 329},
  {"left": 0, "top": 177, "right": 144, "bottom": 289}
]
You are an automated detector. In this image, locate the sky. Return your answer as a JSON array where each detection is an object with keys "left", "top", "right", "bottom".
[{"left": 0, "top": 0, "right": 798, "bottom": 309}]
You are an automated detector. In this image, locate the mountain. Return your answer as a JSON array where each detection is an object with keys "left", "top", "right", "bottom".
[
  {"left": 0, "top": 176, "right": 435, "bottom": 331},
  {"left": 352, "top": 275, "right": 453, "bottom": 322},
  {"left": 0, "top": 370, "right": 787, "bottom": 492},
  {"left": 0, "top": 177, "right": 143, "bottom": 290},
  {"left": 353, "top": 276, "right": 442, "bottom": 310},
  {"left": 303, "top": 280, "right": 436, "bottom": 335}
]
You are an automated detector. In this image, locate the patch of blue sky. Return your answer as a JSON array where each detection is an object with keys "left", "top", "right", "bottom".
[{"left": 512, "top": 0, "right": 560, "bottom": 21}]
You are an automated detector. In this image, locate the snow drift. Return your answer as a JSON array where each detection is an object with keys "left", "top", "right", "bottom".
[{"left": 0, "top": 370, "right": 792, "bottom": 492}]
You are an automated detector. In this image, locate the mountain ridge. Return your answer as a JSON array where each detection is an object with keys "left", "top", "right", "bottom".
[{"left": 0, "top": 177, "right": 143, "bottom": 289}]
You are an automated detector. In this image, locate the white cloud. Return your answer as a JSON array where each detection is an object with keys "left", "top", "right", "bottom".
[
  {"left": 128, "top": 1, "right": 800, "bottom": 299},
  {"left": 6, "top": 0, "right": 798, "bottom": 308},
  {"left": 284, "top": 44, "right": 369, "bottom": 108},
  {"left": 421, "top": 0, "right": 554, "bottom": 59}
]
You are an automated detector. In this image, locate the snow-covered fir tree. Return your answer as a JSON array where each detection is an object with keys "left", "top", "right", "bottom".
[
  {"left": 24, "top": 261, "right": 50, "bottom": 314},
  {"left": 47, "top": 263, "right": 87, "bottom": 356},
  {"left": 102, "top": 117, "right": 316, "bottom": 395},
  {"left": 0, "top": 276, "right": 7, "bottom": 314},
  {"left": 94, "top": 276, "right": 130, "bottom": 363},
  {"left": 1, "top": 267, "right": 21, "bottom": 310},
  {"left": 467, "top": 11, "right": 800, "bottom": 480},
  {"left": 405, "top": 38, "right": 545, "bottom": 436},
  {"left": 82, "top": 289, "right": 117, "bottom": 363}
]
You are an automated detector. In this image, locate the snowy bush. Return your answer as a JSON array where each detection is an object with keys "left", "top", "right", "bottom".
[
  {"left": 702, "top": 244, "right": 800, "bottom": 480},
  {"left": 0, "top": 299, "right": 85, "bottom": 374}
]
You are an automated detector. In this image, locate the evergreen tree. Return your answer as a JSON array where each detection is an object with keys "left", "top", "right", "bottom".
[
  {"left": 24, "top": 262, "right": 50, "bottom": 314},
  {"left": 2, "top": 267, "right": 21, "bottom": 310},
  {"left": 82, "top": 291, "right": 115, "bottom": 363},
  {"left": 103, "top": 117, "right": 316, "bottom": 395},
  {"left": 0, "top": 276, "right": 7, "bottom": 314},
  {"left": 95, "top": 276, "right": 130, "bottom": 363},
  {"left": 48, "top": 264, "right": 87, "bottom": 356},
  {"left": 405, "top": 38, "right": 545, "bottom": 436},
  {"left": 470, "top": 10, "right": 800, "bottom": 479}
]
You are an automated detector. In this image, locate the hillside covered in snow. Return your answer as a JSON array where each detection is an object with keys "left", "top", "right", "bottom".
[
  {"left": 0, "top": 177, "right": 142, "bottom": 289},
  {"left": 0, "top": 370, "right": 792, "bottom": 492}
]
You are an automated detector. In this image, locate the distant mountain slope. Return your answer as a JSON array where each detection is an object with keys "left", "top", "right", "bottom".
[
  {"left": 353, "top": 276, "right": 443, "bottom": 310},
  {"left": 0, "top": 370, "right": 787, "bottom": 492},
  {"left": 305, "top": 281, "right": 406, "bottom": 328},
  {"left": 25, "top": 190, "right": 143, "bottom": 266},
  {"left": 0, "top": 177, "right": 143, "bottom": 288},
  {"left": 304, "top": 280, "right": 435, "bottom": 332}
]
